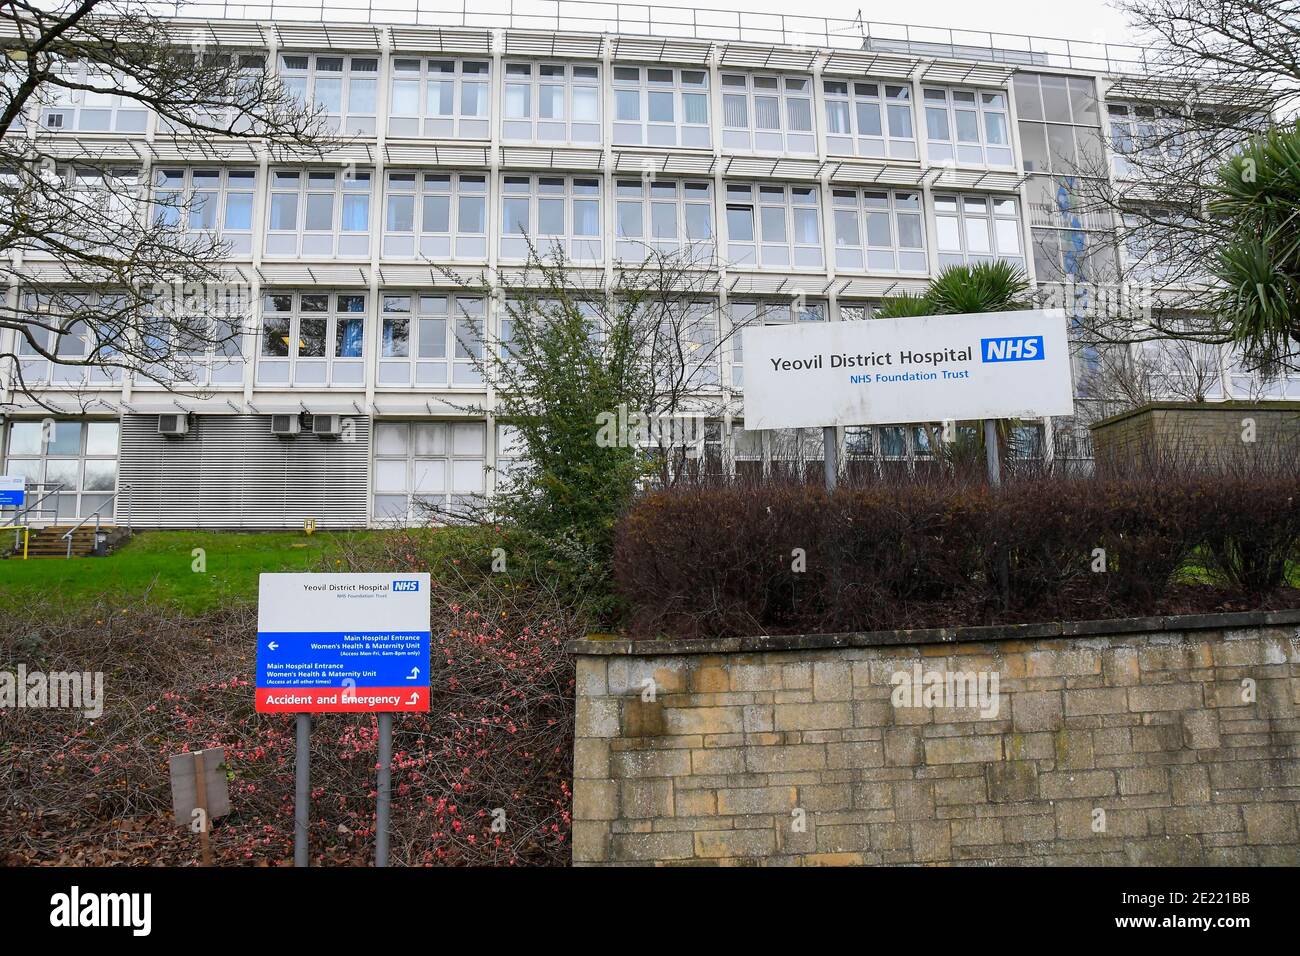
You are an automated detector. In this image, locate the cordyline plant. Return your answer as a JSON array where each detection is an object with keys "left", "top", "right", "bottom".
[{"left": 1213, "top": 121, "right": 1300, "bottom": 374}]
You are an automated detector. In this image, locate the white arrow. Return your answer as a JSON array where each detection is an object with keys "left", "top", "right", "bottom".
[
  {"left": 268, "top": 641, "right": 279, "bottom": 651},
  {"left": 406, "top": 692, "right": 419, "bottom": 705},
  {"left": 407, "top": 666, "right": 420, "bottom": 679}
]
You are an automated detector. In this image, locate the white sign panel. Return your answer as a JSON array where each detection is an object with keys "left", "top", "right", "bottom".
[
  {"left": 0, "top": 475, "right": 25, "bottom": 507},
  {"left": 742, "top": 309, "right": 1074, "bottom": 430}
]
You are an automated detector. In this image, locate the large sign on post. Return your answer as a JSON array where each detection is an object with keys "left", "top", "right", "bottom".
[
  {"left": 741, "top": 309, "right": 1074, "bottom": 430},
  {"left": 256, "top": 573, "right": 431, "bottom": 713},
  {"left": 0, "top": 476, "right": 26, "bottom": 507}
]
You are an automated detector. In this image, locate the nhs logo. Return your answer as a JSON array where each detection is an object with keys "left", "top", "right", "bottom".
[
  {"left": 981, "top": 335, "right": 1044, "bottom": 363},
  {"left": 392, "top": 580, "right": 421, "bottom": 592}
]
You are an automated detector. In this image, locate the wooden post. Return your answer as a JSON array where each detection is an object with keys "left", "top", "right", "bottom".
[{"left": 192, "top": 750, "right": 213, "bottom": 867}]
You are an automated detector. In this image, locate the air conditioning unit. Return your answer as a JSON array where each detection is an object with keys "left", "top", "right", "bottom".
[
  {"left": 157, "top": 413, "right": 190, "bottom": 438},
  {"left": 270, "top": 414, "right": 301, "bottom": 437},
  {"left": 311, "top": 414, "right": 344, "bottom": 438}
]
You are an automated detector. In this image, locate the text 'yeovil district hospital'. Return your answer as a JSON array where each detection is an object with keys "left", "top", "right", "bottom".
[{"left": 0, "top": 3, "right": 1285, "bottom": 529}]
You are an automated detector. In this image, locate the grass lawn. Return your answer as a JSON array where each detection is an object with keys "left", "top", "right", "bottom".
[{"left": 0, "top": 529, "right": 394, "bottom": 614}]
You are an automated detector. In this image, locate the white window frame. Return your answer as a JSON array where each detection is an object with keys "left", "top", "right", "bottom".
[
  {"left": 375, "top": 293, "right": 485, "bottom": 388},
  {"left": 265, "top": 168, "right": 373, "bottom": 258},
  {"left": 501, "top": 61, "right": 601, "bottom": 144},
  {"left": 728, "top": 299, "right": 825, "bottom": 389},
  {"left": 382, "top": 171, "right": 488, "bottom": 260},
  {"left": 388, "top": 56, "right": 491, "bottom": 139},
  {"left": 279, "top": 52, "right": 378, "bottom": 135},
  {"left": 37, "top": 58, "right": 148, "bottom": 134},
  {"left": 720, "top": 72, "right": 815, "bottom": 155},
  {"left": 372, "top": 420, "right": 488, "bottom": 524},
  {"left": 614, "top": 177, "right": 714, "bottom": 262},
  {"left": 153, "top": 167, "right": 257, "bottom": 256},
  {"left": 822, "top": 79, "right": 917, "bottom": 160},
  {"left": 830, "top": 187, "right": 927, "bottom": 273},
  {"left": 724, "top": 182, "right": 823, "bottom": 269},
  {"left": 934, "top": 193, "right": 1025, "bottom": 270},
  {"left": 923, "top": 86, "right": 1013, "bottom": 168},
  {"left": 257, "top": 291, "right": 368, "bottom": 387},
  {"left": 498, "top": 173, "right": 603, "bottom": 262},
  {"left": 1, "top": 418, "right": 121, "bottom": 522},
  {"left": 612, "top": 65, "right": 711, "bottom": 148}
]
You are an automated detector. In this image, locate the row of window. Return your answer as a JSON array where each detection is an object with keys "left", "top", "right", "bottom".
[
  {"left": 34, "top": 56, "right": 1021, "bottom": 168},
  {"left": 125, "top": 167, "right": 1026, "bottom": 271}
]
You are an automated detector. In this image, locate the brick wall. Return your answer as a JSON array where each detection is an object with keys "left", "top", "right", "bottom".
[{"left": 570, "top": 612, "right": 1300, "bottom": 865}]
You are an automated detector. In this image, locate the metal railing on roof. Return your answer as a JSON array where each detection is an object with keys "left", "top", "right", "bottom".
[{"left": 160, "top": 0, "right": 1156, "bottom": 74}]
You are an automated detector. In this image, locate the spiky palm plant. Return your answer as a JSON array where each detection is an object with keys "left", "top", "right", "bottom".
[
  {"left": 924, "top": 260, "right": 1033, "bottom": 315},
  {"left": 1212, "top": 122, "right": 1300, "bottom": 371}
]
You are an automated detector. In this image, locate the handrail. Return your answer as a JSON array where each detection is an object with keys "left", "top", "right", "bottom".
[
  {"left": 61, "top": 485, "right": 128, "bottom": 559},
  {"left": 159, "top": 0, "right": 1153, "bottom": 74},
  {"left": 2, "top": 486, "right": 62, "bottom": 529}
]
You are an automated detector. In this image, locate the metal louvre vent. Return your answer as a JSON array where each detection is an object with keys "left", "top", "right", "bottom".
[{"left": 118, "top": 414, "right": 370, "bottom": 529}]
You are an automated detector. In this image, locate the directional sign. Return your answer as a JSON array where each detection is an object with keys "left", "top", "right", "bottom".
[
  {"left": 0, "top": 476, "right": 25, "bottom": 507},
  {"left": 256, "top": 573, "right": 431, "bottom": 713}
]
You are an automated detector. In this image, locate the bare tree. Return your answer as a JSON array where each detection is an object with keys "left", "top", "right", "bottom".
[
  {"left": 0, "top": 0, "right": 335, "bottom": 410},
  {"left": 1036, "top": 0, "right": 1294, "bottom": 369}
]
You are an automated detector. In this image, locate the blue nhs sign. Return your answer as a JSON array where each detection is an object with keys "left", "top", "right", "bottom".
[
  {"left": 981, "top": 335, "right": 1044, "bottom": 363},
  {"left": 392, "top": 580, "right": 421, "bottom": 592}
]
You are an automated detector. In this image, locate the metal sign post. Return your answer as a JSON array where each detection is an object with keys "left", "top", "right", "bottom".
[
  {"left": 983, "top": 419, "right": 1001, "bottom": 487},
  {"left": 295, "top": 713, "right": 311, "bottom": 867},
  {"left": 823, "top": 425, "right": 838, "bottom": 492},
  {"left": 376, "top": 712, "right": 393, "bottom": 867}
]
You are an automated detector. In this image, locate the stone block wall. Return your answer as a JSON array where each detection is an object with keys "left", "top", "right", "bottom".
[
  {"left": 570, "top": 612, "right": 1300, "bottom": 865},
  {"left": 1089, "top": 401, "right": 1300, "bottom": 468}
]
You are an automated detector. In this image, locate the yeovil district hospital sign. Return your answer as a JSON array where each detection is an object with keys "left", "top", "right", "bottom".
[
  {"left": 741, "top": 308, "right": 1075, "bottom": 430},
  {"left": 256, "top": 573, "right": 431, "bottom": 713}
]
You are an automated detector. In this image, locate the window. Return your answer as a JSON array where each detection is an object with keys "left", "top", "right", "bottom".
[
  {"left": 382, "top": 172, "right": 487, "bottom": 260},
  {"left": 38, "top": 58, "right": 148, "bottom": 133},
  {"left": 720, "top": 73, "right": 815, "bottom": 154},
  {"left": 725, "top": 183, "right": 822, "bottom": 269},
  {"left": 923, "top": 87, "right": 1012, "bottom": 167},
  {"left": 280, "top": 53, "right": 378, "bottom": 135},
  {"left": 2, "top": 419, "right": 119, "bottom": 521},
  {"left": 1013, "top": 74, "right": 1104, "bottom": 175},
  {"left": 501, "top": 62, "right": 601, "bottom": 144},
  {"left": 498, "top": 174, "right": 602, "bottom": 262},
  {"left": 138, "top": 286, "right": 250, "bottom": 388},
  {"left": 153, "top": 168, "right": 257, "bottom": 256},
  {"left": 388, "top": 57, "right": 491, "bottom": 138},
  {"left": 257, "top": 291, "right": 367, "bottom": 386},
  {"left": 614, "top": 178, "right": 714, "bottom": 262},
  {"left": 13, "top": 292, "right": 125, "bottom": 388},
  {"left": 375, "top": 294, "right": 485, "bottom": 387},
  {"left": 372, "top": 421, "right": 487, "bottom": 523},
  {"left": 1104, "top": 102, "right": 1198, "bottom": 179},
  {"left": 831, "top": 188, "right": 926, "bottom": 272},
  {"left": 934, "top": 194, "right": 1024, "bottom": 270},
  {"left": 265, "top": 169, "right": 372, "bottom": 258},
  {"left": 728, "top": 299, "right": 825, "bottom": 388},
  {"left": 822, "top": 79, "right": 917, "bottom": 160},
  {"left": 612, "top": 66, "right": 710, "bottom": 148},
  {"left": 495, "top": 424, "right": 525, "bottom": 489}
]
